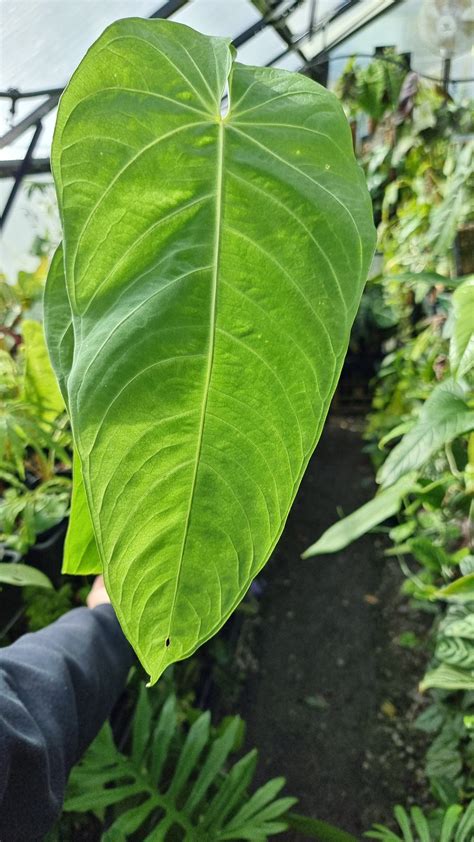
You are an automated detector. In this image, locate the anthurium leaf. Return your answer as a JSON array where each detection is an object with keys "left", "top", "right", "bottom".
[
  {"left": 377, "top": 380, "right": 474, "bottom": 488},
  {"left": 0, "top": 562, "right": 52, "bottom": 589},
  {"left": 47, "top": 17, "right": 375, "bottom": 682},
  {"left": 450, "top": 276, "right": 474, "bottom": 379},
  {"left": 302, "top": 473, "right": 416, "bottom": 557}
]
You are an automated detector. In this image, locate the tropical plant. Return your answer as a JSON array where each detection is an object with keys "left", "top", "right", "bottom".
[
  {"left": 44, "top": 17, "right": 375, "bottom": 683},
  {"left": 63, "top": 687, "right": 298, "bottom": 841},
  {"left": 0, "top": 479, "right": 70, "bottom": 555},
  {"left": 61, "top": 684, "right": 360, "bottom": 842},
  {"left": 303, "top": 75, "right": 474, "bottom": 822},
  {"left": 304, "top": 275, "right": 473, "bottom": 580},
  {"left": 415, "top": 693, "right": 474, "bottom": 805},
  {"left": 420, "top": 605, "right": 474, "bottom": 694},
  {"left": 337, "top": 51, "right": 406, "bottom": 124},
  {"left": 365, "top": 801, "right": 474, "bottom": 842}
]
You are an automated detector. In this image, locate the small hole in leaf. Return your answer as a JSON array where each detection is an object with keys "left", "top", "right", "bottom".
[{"left": 166, "top": 638, "right": 170, "bottom": 647}]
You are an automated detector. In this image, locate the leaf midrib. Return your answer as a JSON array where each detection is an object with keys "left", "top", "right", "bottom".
[{"left": 166, "top": 118, "right": 225, "bottom": 645}]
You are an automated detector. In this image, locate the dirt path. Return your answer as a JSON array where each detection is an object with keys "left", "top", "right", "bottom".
[{"left": 239, "top": 416, "right": 430, "bottom": 838}]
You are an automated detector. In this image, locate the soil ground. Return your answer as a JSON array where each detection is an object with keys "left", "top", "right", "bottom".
[{"left": 238, "top": 415, "right": 432, "bottom": 839}]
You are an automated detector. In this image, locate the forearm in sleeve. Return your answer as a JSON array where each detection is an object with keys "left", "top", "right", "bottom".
[{"left": 0, "top": 604, "right": 134, "bottom": 841}]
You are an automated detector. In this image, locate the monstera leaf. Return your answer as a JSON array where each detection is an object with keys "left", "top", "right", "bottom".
[{"left": 45, "top": 18, "right": 375, "bottom": 682}]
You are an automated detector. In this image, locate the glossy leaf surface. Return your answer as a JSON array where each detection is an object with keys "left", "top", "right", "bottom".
[{"left": 48, "top": 18, "right": 375, "bottom": 681}]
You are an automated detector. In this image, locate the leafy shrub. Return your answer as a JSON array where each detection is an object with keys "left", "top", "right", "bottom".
[
  {"left": 365, "top": 801, "right": 473, "bottom": 842},
  {"left": 63, "top": 688, "right": 297, "bottom": 841}
]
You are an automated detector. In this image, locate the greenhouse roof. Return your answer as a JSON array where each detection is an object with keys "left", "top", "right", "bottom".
[
  {"left": 1, "top": 0, "right": 473, "bottom": 221},
  {"left": 0, "top": 0, "right": 402, "bottom": 169}
]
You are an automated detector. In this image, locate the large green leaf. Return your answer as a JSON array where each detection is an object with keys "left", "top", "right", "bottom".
[
  {"left": 377, "top": 380, "right": 474, "bottom": 489},
  {"left": 47, "top": 18, "right": 375, "bottom": 681},
  {"left": 450, "top": 276, "right": 474, "bottom": 379},
  {"left": 302, "top": 473, "right": 417, "bottom": 557}
]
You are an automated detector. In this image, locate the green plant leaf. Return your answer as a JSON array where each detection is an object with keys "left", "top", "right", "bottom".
[
  {"left": 185, "top": 716, "right": 241, "bottom": 815},
  {"left": 22, "top": 319, "right": 65, "bottom": 421},
  {"left": 456, "top": 800, "right": 474, "bottom": 842},
  {"left": 392, "top": 806, "right": 414, "bottom": 842},
  {"left": 450, "top": 276, "right": 474, "bottom": 379},
  {"left": 102, "top": 797, "right": 161, "bottom": 839},
  {"left": 65, "top": 782, "right": 145, "bottom": 812},
  {"left": 365, "top": 803, "right": 471, "bottom": 842},
  {"left": 44, "top": 246, "right": 101, "bottom": 575},
  {"left": 65, "top": 692, "right": 298, "bottom": 839},
  {"left": 286, "top": 812, "right": 359, "bottom": 841},
  {"left": 377, "top": 380, "right": 474, "bottom": 488},
  {"left": 43, "top": 244, "right": 73, "bottom": 406},
  {"left": 302, "top": 473, "right": 416, "bottom": 556},
  {"left": 150, "top": 694, "right": 177, "bottom": 783},
  {"left": 440, "top": 805, "right": 463, "bottom": 842},
  {"left": 420, "top": 664, "right": 474, "bottom": 693},
  {"left": 202, "top": 750, "right": 258, "bottom": 832},
  {"left": 0, "top": 562, "right": 53, "bottom": 589},
  {"left": 47, "top": 17, "right": 375, "bottom": 681},
  {"left": 167, "top": 711, "right": 211, "bottom": 799},
  {"left": 443, "top": 612, "right": 474, "bottom": 640},
  {"left": 434, "top": 574, "right": 474, "bottom": 603},
  {"left": 408, "top": 806, "right": 429, "bottom": 842},
  {"left": 62, "top": 449, "right": 101, "bottom": 575},
  {"left": 436, "top": 636, "right": 474, "bottom": 670},
  {"left": 131, "top": 682, "right": 153, "bottom": 766}
]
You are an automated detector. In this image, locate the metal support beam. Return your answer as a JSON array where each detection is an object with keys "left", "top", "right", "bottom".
[
  {"left": 233, "top": 0, "right": 303, "bottom": 49},
  {"left": 0, "top": 93, "right": 60, "bottom": 149},
  {"left": 149, "top": 0, "right": 189, "bottom": 18},
  {"left": 0, "top": 156, "right": 50, "bottom": 178},
  {"left": 301, "top": 0, "right": 401, "bottom": 60},
  {"left": 1, "top": 122, "right": 42, "bottom": 227},
  {"left": 308, "top": 0, "right": 317, "bottom": 35}
]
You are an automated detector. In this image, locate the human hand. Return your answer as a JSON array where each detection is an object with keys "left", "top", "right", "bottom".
[{"left": 86, "top": 575, "right": 111, "bottom": 609}]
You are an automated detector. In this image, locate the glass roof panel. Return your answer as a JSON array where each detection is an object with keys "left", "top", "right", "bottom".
[
  {"left": 1, "top": 0, "right": 472, "bottom": 164},
  {"left": 1, "top": 0, "right": 293, "bottom": 160},
  {"left": 1, "top": 0, "right": 160, "bottom": 90}
]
